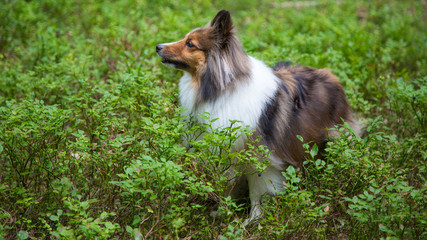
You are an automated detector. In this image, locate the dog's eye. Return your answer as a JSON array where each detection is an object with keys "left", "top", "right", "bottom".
[{"left": 186, "top": 41, "right": 195, "bottom": 48}]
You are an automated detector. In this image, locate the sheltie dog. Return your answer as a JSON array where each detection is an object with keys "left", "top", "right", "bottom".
[{"left": 156, "top": 10, "right": 361, "bottom": 221}]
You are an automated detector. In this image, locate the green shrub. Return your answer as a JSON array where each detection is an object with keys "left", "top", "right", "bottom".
[{"left": 0, "top": 100, "right": 71, "bottom": 192}]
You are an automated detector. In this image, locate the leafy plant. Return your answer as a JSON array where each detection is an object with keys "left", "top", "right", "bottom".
[{"left": 0, "top": 100, "right": 71, "bottom": 192}]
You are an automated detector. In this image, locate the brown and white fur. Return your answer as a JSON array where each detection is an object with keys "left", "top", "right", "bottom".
[{"left": 156, "top": 10, "right": 361, "bottom": 221}]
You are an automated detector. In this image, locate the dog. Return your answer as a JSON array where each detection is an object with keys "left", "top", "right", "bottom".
[{"left": 156, "top": 10, "right": 361, "bottom": 222}]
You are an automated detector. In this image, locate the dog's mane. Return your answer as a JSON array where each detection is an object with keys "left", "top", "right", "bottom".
[{"left": 197, "top": 11, "right": 251, "bottom": 106}]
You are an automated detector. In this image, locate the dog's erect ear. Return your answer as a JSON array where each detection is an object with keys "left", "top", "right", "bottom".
[{"left": 211, "top": 10, "right": 233, "bottom": 38}]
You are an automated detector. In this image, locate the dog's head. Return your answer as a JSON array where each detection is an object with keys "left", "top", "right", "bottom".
[
  {"left": 156, "top": 10, "right": 236, "bottom": 73},
  {"left": 156, "top": 10, "right": 249, "bottom": 102}
]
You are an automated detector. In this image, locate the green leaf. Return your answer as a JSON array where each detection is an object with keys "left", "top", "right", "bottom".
[
  {"left": 49, "top": 215, "right": 59, "bottom": 221},
  {"left": 100, "top": 212, "right": 108, "bottom": 219},
  {"left": 104, "top": 221, "right": 114, "bottom": 229},
  {"left": 17, "top": 231, "right": 29, "bottom": 240},
  {"left": 286, "top": 165, "right": 295, "bottom": 175},
  {"left": 125, "top": 225, "right": 133, "bottom": 233},
  {"left": 132, "top": 215, "right": 142, "bottom": 226},
  {"left": 310, "top": 144, "right": 319, "bottom": 158}
]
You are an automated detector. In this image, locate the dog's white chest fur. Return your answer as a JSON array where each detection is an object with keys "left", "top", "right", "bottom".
[
  {"left": 179, "top": 57, "right": 278, "bottom": 134},
  {"left": 179, "top": 56, "right": 285, "bottom": 221}
]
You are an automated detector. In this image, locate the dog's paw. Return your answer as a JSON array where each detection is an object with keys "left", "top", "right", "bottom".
[{"left": 243, "top": 216, "right": 260, "bottom": 227}]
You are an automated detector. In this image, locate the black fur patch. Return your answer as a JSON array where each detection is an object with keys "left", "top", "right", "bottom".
[
  {"left": 292, "top": 75, "right": 308, "bottom": 112},
  {"left": 279, "top": 82, "right": 290, "bottom": 95},
  {"left": 200, "top": 64, "right": 221, "bottom": 102},
  {"left": 273, "top": 61, "right": 292, "bottom": 70},
  {"left": 161, "top": 59, "right": 190, "bottom": 69},
  {"left": 259, "top": 90, "right": 282, "bottom": 145}
]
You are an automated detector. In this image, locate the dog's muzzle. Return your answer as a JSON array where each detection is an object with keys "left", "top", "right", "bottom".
[{"left": 155, "top": 44, "right": 190, "bottom": 70}]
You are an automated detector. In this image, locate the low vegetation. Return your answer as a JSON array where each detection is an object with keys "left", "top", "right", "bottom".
[{"left": 0, "top": 0, "right": 425, "bottom": 239}]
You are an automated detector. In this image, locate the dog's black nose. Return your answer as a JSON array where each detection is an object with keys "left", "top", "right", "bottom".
[{"left": 156, "top": 44, "right": 163, "bottom": 53}]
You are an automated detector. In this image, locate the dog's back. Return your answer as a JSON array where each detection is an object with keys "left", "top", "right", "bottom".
[{"left": 257, "top": 62, "right": 361, "bottom": 167}]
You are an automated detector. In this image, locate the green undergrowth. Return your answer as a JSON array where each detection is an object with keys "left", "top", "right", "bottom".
[{"left": 0, "top": 0, "right": 425, "bottom": 239}]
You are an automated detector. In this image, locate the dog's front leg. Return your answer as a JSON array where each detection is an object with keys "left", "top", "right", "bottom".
[
  {"left": 246, "top": 166, "right": 285, "bottom": 222},
  {"left": 210, "top": 166, "right": 248, "bottom": 218}
]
